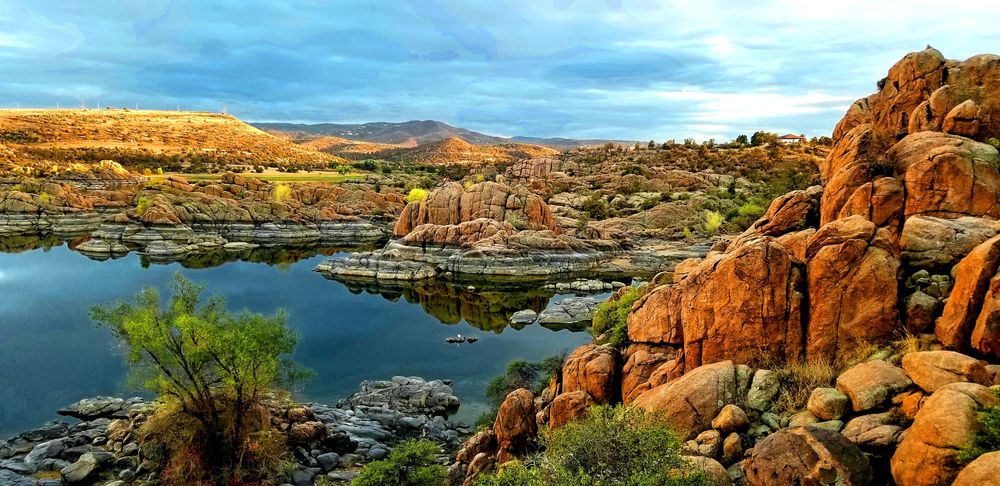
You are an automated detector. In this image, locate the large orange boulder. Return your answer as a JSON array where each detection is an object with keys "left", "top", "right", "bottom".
[
  {"left": 745, "top": 426, "right": 873, "bottom": 486},
  {"left": 679, "top": 238, "right": 805, "bottom": 369},
  {"left": 953, "top": 451, "right": 1000, "bottom": 486},
  {"left": 936, "top": 235, "right": 1000, "bottom": 350},
  {"left": 493, "top": 388, "right": 537, "bottom": 459},
  {"left": 561, "top": 344, "right": 621, "bottom": 404},
  {"left": 889, "top": 131, "right": 1000, "bottom": 219},
  {"left": 393, "top": 181, "right": 556, "bottom": 237},
  {"left": 890, "top": 382, "right": 999, "bottom": 486},
  {"left": 901, "top": 350, "right": 990, "bottom": 393},
  {"left": 632, "top": 360, "right": 738, "bottom": 440},
  {"left": 805, "top": 216, "right": 900, "bottom": 361},
  {"left": 548, "top": 390, "right": 596, "bottom": 429}
]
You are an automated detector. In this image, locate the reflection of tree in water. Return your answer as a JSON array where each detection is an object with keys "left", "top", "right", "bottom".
[
  {"left": 339, "top": 279, "right": 560, "bottom": 333},
  {"left": 0, "top": 234, "right": 70, "bottom": 254}
]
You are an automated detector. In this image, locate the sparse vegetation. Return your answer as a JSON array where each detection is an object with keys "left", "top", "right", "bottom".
[
  {"left": 135, "top": 196, "right": 150, "bottom": 215},
  {"left": 958, "top": 388, "right": 1000, "bottom": 464},
  {"left": 272, "top": 183, "right": 293, "bottom": 202},
  {"left": 703, "top": 210, "right": 725, "bottom": 235},
  {"left": 591, "top": 286, "right": 647, "bottom": 348},
  {"left": 476, "top": 354, "right": 567, "bottom": 429},
  {"left": 477, "top": 405, "right": 706, "bottom": 486}
]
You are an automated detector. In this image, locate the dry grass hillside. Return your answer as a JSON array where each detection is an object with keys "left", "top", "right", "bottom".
[{"left": 0, "top": 109, "right": 338, "bottom": 174}]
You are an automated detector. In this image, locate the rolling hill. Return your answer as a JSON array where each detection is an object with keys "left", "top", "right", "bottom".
[{"left": 0, "top": 109, "right": 336, "bottom": 170}]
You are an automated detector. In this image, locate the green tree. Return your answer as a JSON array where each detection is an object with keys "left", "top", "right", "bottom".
[
  {"left": 91, "top": 274, "right": 308, "bottom": 484},
  {"left": 352, "top": 440, "right": 447, "bottom": 486},
  {"left": 647, "top": 140, "right": 656, "bottom": 149},
  {"left": 734, "top": 134, "right": 749, "bottom": 146}
]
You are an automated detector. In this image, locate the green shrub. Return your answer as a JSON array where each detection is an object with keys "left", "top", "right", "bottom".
[
  {"left": 135, "top": 196, "right": 150, "bottom": 215},
  {"left": 639, "top": 198, "right": 659, "bottom": 211},
  {"left": 703, "top": 210, "right": 725, "bottom": 235},
  {"left": 591, "top": 286, "right": 646, "bottom": 348},
  {"left": 958, "top": 388, "right": 1000, "bottom": 464},
  {"left": 478, "top": 405, "right": 705, "bottom": 486},
  {"left": 406, "top": 187, "right": 429, "bottom": 203},
  {"left": 272, "top": 184, "right": 292, "bottom": 202},
  {"left": 622, "top": 164, "right": 643, "bottom": 176},
  {"left": 352, "top": 439, "right": 447, "bottom": 486},
  {"left": 581, "top": 195, "right": 611, "bottom": 220}
]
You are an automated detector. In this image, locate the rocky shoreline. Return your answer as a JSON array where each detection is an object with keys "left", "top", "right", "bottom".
[{"left": 0, "top": 377, "right": 467, "bottom": 486}]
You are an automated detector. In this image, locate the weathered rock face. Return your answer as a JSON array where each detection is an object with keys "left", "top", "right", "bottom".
[
  {"left": 835, "top": 176, "right": 905, "bottom": 230},
  {"left": 805, "top": 216, "right": 900, "bottom": 361},
  {"left": 632, "top": 360, "right": 738, "bottom": 440},
  {"left": 973, "top": 273, "right": 1000, "bottom": 358},
  {"left": 620, "top": 345, "right": 677, "bottom": 404},
  {"left": 393, "top": 182, "right": 556, "bottom": 237},
  {"left": 891, "top": 382, "right": 1000, "bottom": 486},
  {"left": 818, "top": 125, "right": 877, "bottom": 226},
  {"left": 626, "top": 284, "right": 683, "bottom": 345},
  {"left": 680, "top": 238, "right": 805, "bottom": 369},
  {"left": 889, "top": 132, "right": 1000, "bottom": 219},
  {"left": 745, "top": 426, "right": 873, "bottom": 486},
  {"left": 900, "top": 215, "right": 997, "bottom": 270},
  {"left": 560, "top": 344, "right": 621, "bottom": 405}
]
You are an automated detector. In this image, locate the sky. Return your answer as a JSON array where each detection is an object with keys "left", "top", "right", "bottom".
[{"left": 0, "top": 0, "right": 998, "bottom": 141}]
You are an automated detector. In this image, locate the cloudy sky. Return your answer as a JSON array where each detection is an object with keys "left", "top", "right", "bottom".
[{"left": 0, "top": 1, "right": 997, "bottom": 141}]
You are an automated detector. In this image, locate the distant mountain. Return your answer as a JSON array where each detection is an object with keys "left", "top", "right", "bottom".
[
  {"left": 511, "top": 136, "right": 638, "bottom": 150},
  {"left": 254, "top": 120, "right": 508, "bottom": 146},
  {"left": 253, "top": 120, "right": 636, "bottom": 149}
]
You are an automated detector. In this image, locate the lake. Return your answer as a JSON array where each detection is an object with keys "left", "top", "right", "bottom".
[{"left": 0, "top": 242, "right": 593, "bottom": 437}]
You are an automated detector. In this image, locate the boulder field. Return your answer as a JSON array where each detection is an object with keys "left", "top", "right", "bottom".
[
  {"left": 449, "top": 48, "right": 1000, "bottom": 485},
  {"left": 0, "top": 377, "right": 464, "bottom": 486}
]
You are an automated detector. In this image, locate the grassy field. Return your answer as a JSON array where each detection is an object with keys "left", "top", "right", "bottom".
[{"left": 157, "top": 171, "right": 368, "bottom": 183}]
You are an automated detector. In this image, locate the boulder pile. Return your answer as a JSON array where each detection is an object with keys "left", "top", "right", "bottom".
[{"left": 450, "top": 48, "right": 1000, "bottom": 486}]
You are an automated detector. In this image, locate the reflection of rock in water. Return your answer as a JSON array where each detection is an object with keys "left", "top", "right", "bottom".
[
  {"left": 337, "top": 279, "right": 560, "bottom": 333},
  {"left": 140, "top": 245, "right": 359, "bottom": 269}
]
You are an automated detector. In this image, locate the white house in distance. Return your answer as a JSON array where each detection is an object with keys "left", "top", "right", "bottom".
[{"left": 780, "top": 133, "right": 807, "bottom": 144}]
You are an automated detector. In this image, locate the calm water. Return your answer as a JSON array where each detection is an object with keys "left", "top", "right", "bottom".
[{"left": 0, "top": 242, "right": 591, "bottom": 437}]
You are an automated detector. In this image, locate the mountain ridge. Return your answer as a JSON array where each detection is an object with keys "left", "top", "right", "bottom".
[{"left": 253, "top": 120, "right": 635, "bottom": 149}]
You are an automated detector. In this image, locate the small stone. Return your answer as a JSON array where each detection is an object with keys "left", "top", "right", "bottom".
[
  {"left": 316, "top": 452, "right": 340, "bottom": 472},
  {"left": 711, "top": 404, "right": 749, "bottom": 433},
  {"left": 789, "top": 410, "right": 819, "bottom": 427},
  {"left": 721, "top": 432, "right": 743, "bottom": 465},
  {"left": 807, "top": 387, "right": 849, "bottom": 420},
  {"left": 760, "top": 412, "right": 781, "bottom": 430},
  {"left": 836, "top": 360, "right": 912, "bottom": 412}
]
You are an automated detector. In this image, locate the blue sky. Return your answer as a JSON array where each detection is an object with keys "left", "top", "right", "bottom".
[{"left": 1, "top": 0, "right": 997, "bottom": 141}]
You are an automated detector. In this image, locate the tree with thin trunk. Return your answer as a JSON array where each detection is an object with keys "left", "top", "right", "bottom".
[{"left": 91, "top": 274, "right": 308, "bottom": 484}]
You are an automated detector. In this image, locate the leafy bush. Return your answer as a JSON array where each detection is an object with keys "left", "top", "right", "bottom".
[
  {"left": 478, "top": 405, "right": 705, "bottom": 486},
  {"left": 581, "top": 195, "right": 611, "bottom": 220},
  {"left": 703, "top": 210, "right": 725, "bottom": 235},
  {"left": 958, "top": 388, "right": 1000, "bottom": 464},
  {"left": 622, "top": 164, "right": 643, "bottom": 176},
  {"left": 406, "top": 187, "right": 429, "bottom": 203},
  {"left": 272, "top": 183, "right": 292, "bottom": 202},
  {"left": 591, "top": 286, "right": 646, "bottom": 348},
  {"left": 90, "top": 274, "right": 308, "bottom": 484},
  {"left": 352, "top": 439, "right": 447, "bottom": 486}
]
